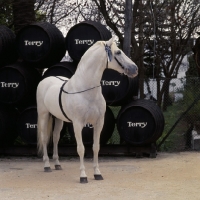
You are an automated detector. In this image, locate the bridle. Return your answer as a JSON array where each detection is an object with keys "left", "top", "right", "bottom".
[{"left": 105, "top": 43, "right": 124, "bottom": 70}]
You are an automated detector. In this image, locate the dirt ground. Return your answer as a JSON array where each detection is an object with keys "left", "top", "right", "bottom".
[{"left": 0, "top": 152, "right": 200, "bottom": 200}]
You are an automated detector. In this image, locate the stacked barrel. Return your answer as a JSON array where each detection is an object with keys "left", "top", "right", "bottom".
[
  {"left": 0, "top": 21, "right": 165, "bottom": 149},
  {"left": 0, "top": 22, "right": 67, "bottom": 145},
  {"left": 0, "top": 25, "right": 20, "bottom": 146}
]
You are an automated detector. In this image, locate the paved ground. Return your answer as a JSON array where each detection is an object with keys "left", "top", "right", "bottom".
[{"left": 0, "top": 152, "right": 200, "bottom": 200}]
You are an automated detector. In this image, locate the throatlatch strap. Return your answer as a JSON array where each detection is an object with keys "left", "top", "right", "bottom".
[{"left": 59, "top": 81, "right": 72, "bottom": 122}]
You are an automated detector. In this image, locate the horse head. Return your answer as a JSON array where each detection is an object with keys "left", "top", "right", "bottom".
[{"left": 104, "top": 37, "right": 138, "bottom": 78}]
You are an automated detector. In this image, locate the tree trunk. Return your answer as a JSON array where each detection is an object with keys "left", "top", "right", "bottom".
[
  {"left": 123, "top": 0, "right": 133, "bottom": 57},
  {"left": 13, "top": 0, "right": 35, "bottom": 34},
  {"left": 138, "top": 1, "right": 145, "bottom": 99},
  {"left": 162, "top": 79, "right": 171, "bottom": 111},
  {"left": 156, "top": 78, "right": 161, "bottom": 104}
]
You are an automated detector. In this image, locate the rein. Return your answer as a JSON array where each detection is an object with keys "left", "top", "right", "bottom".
[
  {"left": 56, "top": 76, "right": 101, "bottom": 94},
  {"left": 56, "top": 76, "right": 101, "bottom": 122},
  {"left": 61, "top": 83, "right": 101, "bottom": 94},
  {"left": 58, "top": 79, "right": 72, "bottom": 122}
]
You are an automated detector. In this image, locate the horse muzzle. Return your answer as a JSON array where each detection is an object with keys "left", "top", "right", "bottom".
[{"left": 124, "top": 64, "right": 138, "bottom": 78}]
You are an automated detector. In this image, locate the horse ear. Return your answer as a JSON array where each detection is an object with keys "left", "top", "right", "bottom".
[{"left": 106, "top": 36, "right": 115, "bottom": 47}]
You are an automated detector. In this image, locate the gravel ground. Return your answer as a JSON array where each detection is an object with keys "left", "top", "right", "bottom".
[{"left": 0, "top": 152, "right": 200, "bottom": 200}]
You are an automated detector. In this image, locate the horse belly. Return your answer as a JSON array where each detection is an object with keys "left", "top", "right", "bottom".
[{"left": 43, "top": 88, "right": 67, "bottom": 121}]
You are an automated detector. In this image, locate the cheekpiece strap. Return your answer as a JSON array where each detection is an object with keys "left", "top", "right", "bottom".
[{"left": 105, "top": 44, "right": 112, "bottom": 62}]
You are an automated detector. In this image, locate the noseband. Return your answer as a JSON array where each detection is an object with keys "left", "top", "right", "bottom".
[{"left": 114, "top": 57, "right": 124, "bottom": 69}]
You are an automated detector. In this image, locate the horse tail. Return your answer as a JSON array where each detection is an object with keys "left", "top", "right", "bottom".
[{"left": 37, "top": 114, "right": 53, "bottom": 156}]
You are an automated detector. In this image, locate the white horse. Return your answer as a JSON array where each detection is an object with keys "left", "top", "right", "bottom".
[{"left": 37, "top": 36, "right": 138, "bottom": 183}]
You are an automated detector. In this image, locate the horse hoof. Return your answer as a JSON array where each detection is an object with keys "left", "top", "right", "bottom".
[
  {"left": 80, "top": 177, "right": 88, "bottom": 183},
  {"left": 55, "top": 165, "right": 62, "bottom": 170},
  {"left": 44, "top": 167, "right": 52, "bottom": 172},
  {"left": 94, "top": 174, "right": 104, "bottom": 180}
]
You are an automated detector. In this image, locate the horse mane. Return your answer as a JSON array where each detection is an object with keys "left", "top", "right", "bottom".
[{"left": 76, "top": 41, "right": 106, "bottom": 69}]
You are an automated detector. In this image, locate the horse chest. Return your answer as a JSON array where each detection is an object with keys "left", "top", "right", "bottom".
[
  {"left": 68, "top": 99, "right": 104, "bottom": 120},
  {"left": 68, "top": 100, "right": 100, "bottom": 114}
]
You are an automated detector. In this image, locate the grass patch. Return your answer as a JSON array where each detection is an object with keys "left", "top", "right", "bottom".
[{"left": 157, "top": 101, "right": 188, "bottom": 151}]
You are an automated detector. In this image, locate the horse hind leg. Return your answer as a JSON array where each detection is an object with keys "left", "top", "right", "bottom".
[
  {"left": 37, "top": 112, "right": 53, "bottom": 172},
  {"left": 93, "top": 119, "right": 104, "bottom": 180},
  {"left": 52, "top": 118, "right": 63, "bottom": 170}
]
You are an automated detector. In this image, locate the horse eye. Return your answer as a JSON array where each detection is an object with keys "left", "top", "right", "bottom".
[{"left": 116, "top": 50, "right": 121, "bottom": 55}]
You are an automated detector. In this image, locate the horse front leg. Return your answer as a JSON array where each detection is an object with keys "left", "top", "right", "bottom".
[
  {"left": 53, "top": 118, "right": 63, "bottom": 170},
  {"left": 93, "top": 118, "right": 104, "bottom": 180},
  {"left": 73, "top": 122, "right": 87, "bottom": 183}
]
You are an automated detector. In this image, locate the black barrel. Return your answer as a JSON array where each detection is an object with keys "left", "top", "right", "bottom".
[
  {"left": 18, "top": 106, "right": 66, "bottom": 145},
  {"left": 101, "top": 69, "right": 139, "bottom": 106},
  {"left": 16, "top": 22, "right": 66, "bottom": 68},
  {"left": 18, "top": 106, "right": 38, "bottom": 145},
  {"left": 67, "top": 106, "right": 115, "bottom": 145},
  {"left": 0, "top": 62, "right": 41, "bottom": 105},
  {"left": 117, "top": 99, "right": 165, "bottom": 145},
  {"left": 0, "top": 26, "right": 18, "bottom": 67},
  {"left": 65, "top": 21, "right": 112, "bottom": 62},
  {"left": 42, "top": 61, "right": 77, "bottom": 79},
  {"left": 0, "top": 105, "right": 19, "bottom": 146}
]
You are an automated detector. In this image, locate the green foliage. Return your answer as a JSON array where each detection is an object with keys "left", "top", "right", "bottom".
[
  {"left": 0, "top": 1, "right": 46, "bottom": 29},
  {"left": 35, "top": 10, "right": 46, "bottom": 22},
  {"left": 158, "top": 54, "right": 200, "bottom": 151},
  {"left": 0, "top": 0, "right": 13, "bottom": 27},
  {"left": 158, "top": 76, "right": 200, "bottom": 151},
  {"left": 107, "top": 106, "right": 121, "bottom": 144},
  {"left": 14, "top": 136, "right": 26, "bottom": 145},
  {"left": 157, "top": 101, "right": 187, "bottom": 151}
]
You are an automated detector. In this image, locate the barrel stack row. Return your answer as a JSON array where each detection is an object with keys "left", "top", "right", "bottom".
[{"left": 0, "top": 21, "right": 164, "bottom": 148}]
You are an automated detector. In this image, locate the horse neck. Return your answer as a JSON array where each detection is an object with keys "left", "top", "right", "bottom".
[{"left": 71, "top": 47, "right": 107, "bottom": 89}]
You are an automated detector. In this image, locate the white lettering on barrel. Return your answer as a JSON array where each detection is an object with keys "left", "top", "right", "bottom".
[
  {"left": 74, "top": 39, "right": 94, "bottom": 46},
  {"left": 0, "top": 82, "right": 19, "bottom": 88},
  {"left": 101, "top": 80, "right": 120, "bottom": 87},
  {"left": 24, "top": 40, "right": 43, "bottom": 47},
  {"left": 127, "top": 122, "right": 147, "bottom": 128},
  {"left": 26, "top": 123, "right": 37, "bottom": 128},
  {"left": 85, "top": 123, "right": 93, "bottom": 128}
]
